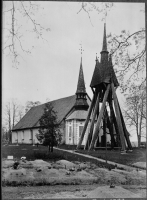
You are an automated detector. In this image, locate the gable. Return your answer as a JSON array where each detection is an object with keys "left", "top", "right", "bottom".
[{"left": 12, "top": 95, "right": 77, "bottom": 131}]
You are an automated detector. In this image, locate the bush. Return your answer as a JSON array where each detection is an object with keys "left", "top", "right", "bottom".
[{"left": 33, "top": 151, "right": 64, "bottom": 160}]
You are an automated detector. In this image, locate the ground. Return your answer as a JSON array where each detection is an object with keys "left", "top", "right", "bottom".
[
  {"left": 2, "top": 144, "right": 146, "bottom": 199},
  {"left": 2, "top": 185, "right": 146, "bottom": 199}
]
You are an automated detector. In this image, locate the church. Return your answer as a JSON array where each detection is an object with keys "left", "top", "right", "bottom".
[
  {"left": 12, "top": 24, "right": 121, "bottom": 148},
  {"left": 12, "top": 57, "right": 94, "bottom": 146}
]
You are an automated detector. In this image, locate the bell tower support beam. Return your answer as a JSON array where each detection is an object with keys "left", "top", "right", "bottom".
[
  {"left": 77, "top": 94, "right": 95, "bottom": 149},
  {"left": 111, "top": 82, "right": 126, "bottom": 151},
  {"left": 89, "top": 84, "right": 110, "bottom": 150},
  {"left": 84, "top": 92, "right": 100, "bottom": 150}
]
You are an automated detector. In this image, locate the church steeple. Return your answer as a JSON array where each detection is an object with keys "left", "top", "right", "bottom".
[
  {"left": 100, "top": 23, "right": 109, "bottom": 62},
  {"left": 74, "top": 56, "right": 89, "bottom": 110},
  {"left": 76, "top": 58, "right": 86, "bottom": 94}
]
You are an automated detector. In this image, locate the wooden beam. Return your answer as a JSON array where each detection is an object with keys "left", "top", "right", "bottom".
[
  {"left": 89, "top": 84, "right": 111, "bottom": 150},
  {"left": 84, "top": 92, "right": 100, "bottom": 150},
  {"left": 105, "top": 109, "right": 116, "bottom": 148},
  {"left": 77, "top": 93, "right": 95, "bottom": 149},
  {"left": 108, "top": 90, "right": 116, "bottom": 148},
  {"left": 110, "top": 105, "right": 121, "bottom": 147},
  {"left": 111, "top": 83, "right": 126, "bottom": 151},
  {"left": 117, "top": 98, "right": 132, "bottom": 149}
]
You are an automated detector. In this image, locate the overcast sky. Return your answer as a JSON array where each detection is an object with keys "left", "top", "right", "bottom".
[
  {"left": 2, "top": 2, "right": 145, "bottom": 142},
  {"left": 3, "top": 1, "right": 145, "bottom": 105}
]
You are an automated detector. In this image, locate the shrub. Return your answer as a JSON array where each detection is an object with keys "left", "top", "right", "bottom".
[{"left": 33, "top": 151, "right": 64, "bottom": 161}]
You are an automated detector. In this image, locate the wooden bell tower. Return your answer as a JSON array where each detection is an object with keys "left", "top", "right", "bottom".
[{"left": 77, "top": 24, "right": 132, "bottom": 152}]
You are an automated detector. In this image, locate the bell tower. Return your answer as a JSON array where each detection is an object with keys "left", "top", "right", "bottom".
[{"left": 77, "top": 24, "right": 132, "bottom": 152}]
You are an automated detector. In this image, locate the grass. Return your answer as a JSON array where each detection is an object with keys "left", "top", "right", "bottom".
[
  {"left": 75, "top": 148, "right": 146, "bottom": 166},
  {"left": 2, "top": 144, "right": 146, "bottom": 168},
  {"left": 2, "top": 144, "right": 64, "bottom": 161},
  {"left": 2, "top": 144, "right": 116, "bottom": 169}
]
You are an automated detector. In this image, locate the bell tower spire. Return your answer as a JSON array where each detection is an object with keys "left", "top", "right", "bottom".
[{"left": 100, "top": 23, "right": 109, "bottom": 62}]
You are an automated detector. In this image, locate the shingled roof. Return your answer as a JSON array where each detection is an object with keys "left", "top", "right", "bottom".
[
  {"left": 76, "top": 58, "right": 86, "bottom": 94},
  {"left": 90, "top": 23, "right": 119, "bottom": 88},
  {"left": 12, "top": 95, "right": 77, "bottom": 131},
  {"left": 66, "top": 110, "right": 90, "bottom": 120}
]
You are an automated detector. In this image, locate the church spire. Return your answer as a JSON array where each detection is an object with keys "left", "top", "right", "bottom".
[
  {"left": 74, "top": 54, "right": 89, "bottom": 110},
  {"left": 76, "top": 58, "right": 86, "bottom": 94}
]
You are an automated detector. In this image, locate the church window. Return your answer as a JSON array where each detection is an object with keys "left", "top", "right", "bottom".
[
  {"left": 30, "top": 130, "right": 33, "bottom": 140},
  {"left": 79, "top": 126, "right": 83, "bottom": 137},
  {"left": 69, "top": 126, "right": 72, "bottom": 138}
]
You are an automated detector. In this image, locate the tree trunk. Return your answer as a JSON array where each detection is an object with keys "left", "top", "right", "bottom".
[
  {"left": 138, "top": 135, "right": 141, "bottom": 148},
  {"left": 48, "top": 144, "right": 51, "bottom": 152},
  {"left": 51, "top": 144, "right": 53, "bottom": 152},
  {"left": 138, "top": 98, "right": 143, "bottom": 148}
]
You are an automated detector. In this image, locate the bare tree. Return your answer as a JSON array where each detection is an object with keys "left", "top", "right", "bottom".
[
  {"left": 5, "top": 102, "right": 12, "bottom": 143},
  {"left": 25, "top": 101, "right": 41, "bottom": 113},
  {"left": 107, "top": 28, "right": 145, "bottom": 93},
  {"left": 123, "top": 82, "right": 146, "bottom": 147},
  {"left": 3, "top": 99, "right": 25, "bottom": 143},
  {"left": 17, "top": 105, "right": 25, "bottom": 121},
  {"left": 12, "top": 100, "right": 19, "bottom": 128},
  {"left": 77, "top": 2, "right": 114, "bottom": 25},
  {"left": 3, "top": 1, "right": 50, "bottom": 67},
  {"left": 77, "top": 2, "right": 145, "bottom": 94}
]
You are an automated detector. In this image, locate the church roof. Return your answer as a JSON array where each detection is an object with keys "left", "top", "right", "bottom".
[
  {"left": 76, "top": 58, "right": 86, "bottom": 94},
  {"left": 66, "top": 110, "right": 90, "bottom": 120},
  {"left": 12, "top": 95, "right": 77, "bottom": 131}
]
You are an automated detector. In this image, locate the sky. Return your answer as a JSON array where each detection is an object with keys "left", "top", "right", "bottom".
[{"left": 2, "top": 2, "right": 145, "bottom": 141}]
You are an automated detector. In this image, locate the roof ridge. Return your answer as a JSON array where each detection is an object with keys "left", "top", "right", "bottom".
[{"left": 45, "top": 94, "right": 76, "bottom": 104}]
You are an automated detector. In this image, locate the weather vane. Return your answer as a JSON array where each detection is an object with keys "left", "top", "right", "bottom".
[{"left": 79, "top": 43, "right": 84, "bottom": 56}]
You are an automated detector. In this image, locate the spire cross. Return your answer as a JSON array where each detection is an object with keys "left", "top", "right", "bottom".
[
  {"left": 79, "top": 44, "right": 84, "bottom": 56},
  {"left": 96, "top": 53, "right": 99, "bottom": 61}
]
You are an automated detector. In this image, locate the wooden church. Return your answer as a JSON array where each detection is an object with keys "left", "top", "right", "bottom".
[
  {"left": 77, "top": 24, "right": 132, "bottom": 152},
  {"left": 12, "top": 23, "right": 132, "bottom": 151},
  {"left": 12, "top": 56, "right": 92, "bottom": 145}
]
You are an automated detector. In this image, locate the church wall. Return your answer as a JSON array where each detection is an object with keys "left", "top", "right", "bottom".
[
  {"left": 65, "top": 119, "right": 91, "bottom": 145},
  {"left": 12, "top": 131, "right": 18, "bottom": 143},
  {"left": 22, "top": 129, "right": 32, "bottom": 144},
  {"left": 66, "top": 120, "right": 73, "bottom": 144},
  {"left": 18, "top": 131, "right": 23, "bottom": 143},
  {"left": 32, "top": 128, "right": 41, "bottom": 144},
  {"left": 12, "top": 128, "right": 40, "bottom": 144},
  {"left": 59, "top": 121, "right": 65, "bottom": 144}
]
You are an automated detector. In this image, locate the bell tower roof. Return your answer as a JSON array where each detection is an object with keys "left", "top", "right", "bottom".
[
  {"left": 101, "top": 23, "right": 108, "bottom": 53},
  {"left": 90, "top": 24, "right": 119, "bottom": 88}
]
